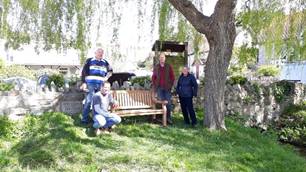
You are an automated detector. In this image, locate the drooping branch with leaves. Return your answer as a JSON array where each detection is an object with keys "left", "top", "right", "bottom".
[{"left": 0, "top": 0, "right": 93, "bottom": 61}]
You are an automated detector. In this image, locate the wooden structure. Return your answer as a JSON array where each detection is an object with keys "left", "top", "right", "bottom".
[
  {"left": 152, "top": 40, "right": 188, "bottom": 77},
  {"left": 111, "top": 90, "right": 167, "bottom": 126}
]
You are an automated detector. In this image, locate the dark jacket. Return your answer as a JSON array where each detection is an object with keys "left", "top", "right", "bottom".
[
  {"left": 152, "top": 63, "right": 175, "bottom": 91},
  {"left": 176, "top": 73, "right": 198, "bottom": 98}
]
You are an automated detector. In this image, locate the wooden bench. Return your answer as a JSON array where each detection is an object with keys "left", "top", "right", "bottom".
[{"left": 111, "top": 90, "right": 167, "bottom": 126}]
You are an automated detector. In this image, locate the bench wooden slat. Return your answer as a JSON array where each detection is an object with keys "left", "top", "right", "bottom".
[
  {"left": 110, "top": 90, "right": 167, "bottom": 126},
  {"left": 116, "top": 109, "right": 164, "bottom": 113},
  {"left": 116, "top": 105, "right": 152, "bottom": 110}
]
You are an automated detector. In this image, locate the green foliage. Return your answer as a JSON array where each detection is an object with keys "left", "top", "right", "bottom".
[
  {"left": 237, "top": 44, "right": 258, "bottom": 65},
  {"left": 0, "top": 82, "right": 14, "bottom": 91},
  {"left": 0, "top": 0, "right": 92, "bottom": 56},
  {"left": 46, "top": 74, "right": 65, "bottom": 88},
  {"left": 238, "top": 1, "right": 306, "bottom": 62},
  {"left": 0, "top": 116, "right": 15, "bottom": 139},
  {"left": 0, "top": 58, "right": 4, "bottom": 69},
  {"left": 227, "top": 75, "right": 248, "bottom": 85},
  {"left": 272, "top": 80, "right": 295, "bottom": 103},
  {"left": 130, "top": 76, "right": 151, "bottom": 87},
  {"left": 158, "top": 0, "right": 172, "bottom": 41},
  {"left": 166, "top": 55, "right": 185, "bottom": 77},
  {"left": 192, "top": 28, "right": 204, "bottom": 59},
  {"left": 67, "top": 75, "right": 80, "bottom": 87},
  {"left": 277, "top": 102, "right": 306, "bottom": 146},
  {"left": 252, "top": 82, "right": 262, "bottom": 99},
  {"left": 0, "top": 64, "right": 36, "bottom": 80},
  {"left": 257, "top": 65, "right": 280, "bottom": 77},
  {"left": 176, "top": 14, "right": 188, "bottom": 42},
  {"left": 243, "top": 95, "right": 253, "bottom": 104},
  {"left": 283, "top": 12, "right": 306, "bottom": 61},
  {"left": 228, "top": 64, "right": 246, "bottom": 76}
]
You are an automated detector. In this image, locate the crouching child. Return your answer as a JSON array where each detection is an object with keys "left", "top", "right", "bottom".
[{"left": 92, "top": 82, "right": 121, "bottom": 135}]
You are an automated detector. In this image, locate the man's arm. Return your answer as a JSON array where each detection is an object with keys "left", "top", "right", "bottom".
[
  {"left": 151, "top": 66, "right": 157, "bottom": 88},
  {"left": 108, "top": 94, "right": 118, "bottom": 108},
  {"left": 81, "top": 58, "right": 91, "bottom": 83},
  {"left": 80, "top": 58, "right": 91, "bottom": 90},
  {"left": 104, "top": 62, "right": 113, "bottom": 81}
]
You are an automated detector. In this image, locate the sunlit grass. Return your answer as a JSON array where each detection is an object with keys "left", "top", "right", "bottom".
[{"left": 0, "top": 111, "right": 305, "bottom": 171}]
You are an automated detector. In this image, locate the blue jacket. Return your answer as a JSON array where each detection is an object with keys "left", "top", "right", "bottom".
[{"left": 176, "top": 73, "right": 198, "bottom": 98}]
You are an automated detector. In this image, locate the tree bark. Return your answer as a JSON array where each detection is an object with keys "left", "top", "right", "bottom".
[{"left": 169, "top": 0, "right": 237, "bottom": 130}]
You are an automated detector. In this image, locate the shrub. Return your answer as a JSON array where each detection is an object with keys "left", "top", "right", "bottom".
[
  {"left": 130, "top": 76, "right": 151, "bottom": 87},
  {"left": 277, "top": 102, "right": 306, "bottom": 146},
  {"left": 257, "top": 65, "right": 280, "bottom": 77},
  {"left": 228, "top": 65, "right": 245, "bottom": 76},
  {"left": 0, "top": 65, "right": 36, "bottom": 80},
  {"left": 0, "top": 82, "right": 14, "bottom": 91},
  {"left": 46, "top": 74, "right": 65, "bottom": 88},
  {"left": 272, "top": 81, "right": 294, "bottom": 103},
  {"left": 67, "top": 75, "right": 80, "bottom": 87},
  {"left": 227, "top": 75, "right": 247, "bottom": 85}
]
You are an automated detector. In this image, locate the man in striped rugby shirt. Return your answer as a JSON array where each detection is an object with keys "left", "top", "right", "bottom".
[{"left": 80, "top": 48, "right": 113, "bottom": 125}]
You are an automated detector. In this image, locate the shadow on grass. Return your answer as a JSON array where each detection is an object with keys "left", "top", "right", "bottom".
[{"left": 8, "top": 112, "right": 121, "bottom": 169}]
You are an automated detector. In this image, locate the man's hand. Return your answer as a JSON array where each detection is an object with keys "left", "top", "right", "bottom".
[
  {"left": 80, "top": 83, "right": 87, "bottom": 91},
  {"left": 111, "top": 103, "right": 119, "bottom": 109}
]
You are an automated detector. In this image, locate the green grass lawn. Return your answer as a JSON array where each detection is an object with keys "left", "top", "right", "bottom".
[{"left": 0, "top": 111, "right": 305, "bottom": 172}]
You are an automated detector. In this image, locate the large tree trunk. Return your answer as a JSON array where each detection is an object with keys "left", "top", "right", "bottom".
[
  {"left": 169, "top": 0, "right": 237, "bottom": 130},
  {"left": 204, "top": 29, "right": 235, "bottom": 130}
]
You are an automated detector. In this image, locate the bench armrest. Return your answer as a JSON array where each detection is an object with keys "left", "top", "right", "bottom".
[{"left": 152, "top": 98, "right": 168, "bottom": 105}]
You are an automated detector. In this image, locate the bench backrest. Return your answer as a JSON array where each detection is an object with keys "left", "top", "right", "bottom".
[{"left": 111, "top": 90, "right": 154, "bottom": 110}]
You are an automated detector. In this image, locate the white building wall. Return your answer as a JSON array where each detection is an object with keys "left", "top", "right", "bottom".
[{"left": 280, "top": 62, "right": 306, "bottom": 83}]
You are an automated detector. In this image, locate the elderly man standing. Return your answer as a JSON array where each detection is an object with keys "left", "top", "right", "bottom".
[
  {"left": 80, "top": 48, "right": 113, "bottom": 125},
  {"left": 152, "top": 52, "right": 175, "bottom": 124}
]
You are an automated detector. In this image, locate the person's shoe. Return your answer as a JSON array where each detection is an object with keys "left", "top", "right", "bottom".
[
  {"left": 191, "top": 123, "right": 197, "bottom": 128},
  {"left": 108, "top": 125, "right": 116, "bottom": 132},
  {"left": 101, "top": 128, "right": 111, "bottom": 134},
  {"left": 95, "top": 128, "right": 102, "bottom": 136}
]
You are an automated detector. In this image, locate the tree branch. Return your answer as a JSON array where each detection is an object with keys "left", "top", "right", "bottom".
[
  {"left": 213, "top": 0, "right": 237, "bottom": 22},
  {"left": 168, "top": 0, "right": 211, "bottom": 35}
]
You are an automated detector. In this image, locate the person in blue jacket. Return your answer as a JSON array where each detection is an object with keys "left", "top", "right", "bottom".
[{"left": 176, "top": 66, "right": 198, "bottom": 126}]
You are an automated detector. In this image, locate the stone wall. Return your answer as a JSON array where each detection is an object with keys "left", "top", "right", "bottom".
[
  {"left": 0, "top": 89, "right": 84, "bottom": 120},
  {"left": 195, "top": 80, "right": 306, "bottom": 129},
  {"left": 3, "top": 79, "right": 305, "bottom": 128}
]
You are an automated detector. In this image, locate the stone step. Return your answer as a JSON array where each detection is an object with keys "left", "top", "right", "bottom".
[{"left": 7, "top": 108, "right": 28, "bottom": 121}]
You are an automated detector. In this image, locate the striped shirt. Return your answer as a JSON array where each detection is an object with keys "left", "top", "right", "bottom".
[{"left": 81, "top": 57, "right": 113, "bottom": 84}]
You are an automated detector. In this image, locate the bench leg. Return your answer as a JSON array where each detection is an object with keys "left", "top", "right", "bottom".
[
  {"left": 152, "top": 114, "right": 156, "bottom": 120},
  {"left": 162, "top": 105, "right": 167, "bottom": 127}
]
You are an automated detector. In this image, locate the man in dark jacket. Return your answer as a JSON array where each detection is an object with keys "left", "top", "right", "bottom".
[
  {"left": 176, "top": 66, "right": 198, "bottom": 126},
  {"left": 152, "top": 52, "right": 175, "bottom": 124}
]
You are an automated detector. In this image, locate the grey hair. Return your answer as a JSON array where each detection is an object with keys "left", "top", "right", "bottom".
[{"left": 183, "top": 66, "right": 190, "bottom": 70}]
